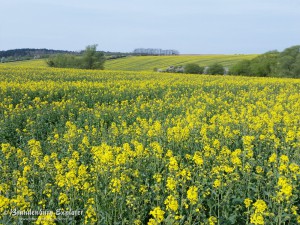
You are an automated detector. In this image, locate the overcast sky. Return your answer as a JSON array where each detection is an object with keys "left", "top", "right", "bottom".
[{"left": 0, "top": 0, "right": 299, "bottom": 54}]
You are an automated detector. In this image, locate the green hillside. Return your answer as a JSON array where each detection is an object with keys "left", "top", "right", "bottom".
[
  {"left": 105, "top": 54, "right": 257, "bottom": 71},
  {"left": 1, "top": 54, "right": 257, "bottom": 71}
]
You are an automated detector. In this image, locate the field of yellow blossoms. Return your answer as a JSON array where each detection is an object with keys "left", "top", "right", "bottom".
[{"left": 0, "top": 66, "right": 299, "bottom": 225}]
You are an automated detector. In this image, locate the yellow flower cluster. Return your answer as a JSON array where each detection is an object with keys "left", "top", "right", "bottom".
[
  {"left": 250, "top": 200, "right": 268, "bottom": 225},
  {"left": 149, "top": 207, "right": 165, "bottom": 224},
  {"left": 187, "top": 186, "right": 198, "bottom": 205}
]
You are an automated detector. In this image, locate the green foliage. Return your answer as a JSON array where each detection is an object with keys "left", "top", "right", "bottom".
[
  {"left": 229, "top": 60, "right": 251, "bottom": 76},
  {"left": 249, "top": 51, "right": 279, "bottom": 77},
  {"left": 207, "top": 63, "right": 225, "bottom": 75},
  {"left": 277, "top": 45, "right": 300, "bottom": 78},
  {"left": 229, "top": 51, "right": 279, "bottom": 77},
  {"left": 47, "top": 44, "right": 105, "bottom": 70},
  {"left": 184, "top": 63, "right": 204, "bottom": 74},
  {"left": 81, "top": 44, "right": 105, "bottom": 69},
  {"left": 229, "top": 45, "right": 300, "bottom": 78},
  {"left": 47, "top": 54, "right": 81, "bottom": 68},
  {"left": 0, "top": 48, "right": 74, "bottom": 62}
]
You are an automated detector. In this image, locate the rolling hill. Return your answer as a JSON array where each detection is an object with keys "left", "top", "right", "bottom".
[
  {"left": 1, "top": 54, "right": 257, "bottom": 71},
  {"left": 104, "top": 54, "right": 257, "bottom": 71}
]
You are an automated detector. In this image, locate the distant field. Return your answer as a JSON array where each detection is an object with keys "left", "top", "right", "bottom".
[
  {"left": 0, "top": 59, "right": 47, "bottom": 67},
  {"left": 105, "top": 54, "right": 257, "bottom": 71},
  {"left": 1, "top": 54, "right": 257, "bottom": 71}
]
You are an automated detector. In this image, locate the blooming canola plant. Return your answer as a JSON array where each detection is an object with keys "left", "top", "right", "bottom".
[{"left": 0, "top": 66, "right": 299, "bottom": 224}]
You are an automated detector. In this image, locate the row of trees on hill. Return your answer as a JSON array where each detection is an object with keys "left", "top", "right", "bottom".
[
  {"left": 47, "top": 45, "right": 106, "bottom": 70},
  {"left": 229, "top": 45, "right": 300, "bottom": 78},
  {"left": 0, "top": 49, "right": 78, "bottom": 63},
  {"left": 1, "top": 46, "right": 127, "bottom": 65}
]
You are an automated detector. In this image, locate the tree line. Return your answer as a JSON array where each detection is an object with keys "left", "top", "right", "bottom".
[
  {"left": 0, "top": 48, "right": 78, "bottom": 63},
  {"left": 229, "top": 45, "right": 300, "bottom": 78}
]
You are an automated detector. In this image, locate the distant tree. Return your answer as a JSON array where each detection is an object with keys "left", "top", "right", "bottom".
[
  {"left": 229, "top": 60, "right": 251, "bottom": 76},
  {"left": 81, "top": 44, "right": 105, "bottom": 69},
  {"left": 292, "top": 55, "right": 300, "bottom": 77},
  {"left": 206, "top": 63, "right": 225, "bottom": 75},
  {"left": 184, "top": 63, "right": 204, "bottom": 74},
  {"left": 249, "top": 51, "right": 279, "bottom": 77},
  {"left": 277, "top": 45, "right": 300, "bottom": 78}
]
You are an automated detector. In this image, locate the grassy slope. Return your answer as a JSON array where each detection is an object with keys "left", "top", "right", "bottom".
[
  {"left": 1, "top": 54, "right": 257, "bottom": 71},
  {"left": 105, "top": 54, "right": 257, "bottom": 71}
]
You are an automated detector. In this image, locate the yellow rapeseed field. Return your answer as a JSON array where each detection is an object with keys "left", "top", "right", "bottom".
[{"left": 0, "top": 66, "right": 299, "bottom": 225}]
